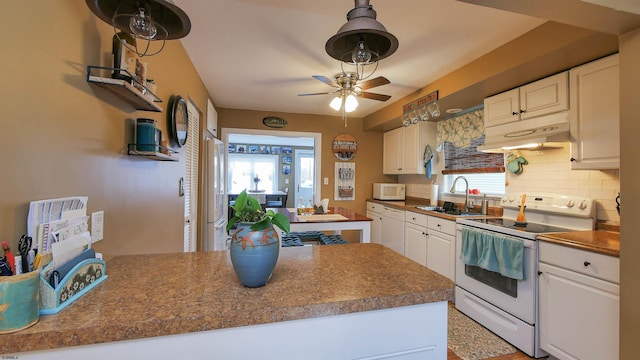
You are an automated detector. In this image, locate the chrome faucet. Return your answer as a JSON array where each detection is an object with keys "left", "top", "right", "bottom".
[{"left": 450, "top": 176, "right": 472, "bottom": 212}]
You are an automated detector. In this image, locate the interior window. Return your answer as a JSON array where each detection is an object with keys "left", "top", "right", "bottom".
[{"left": 228, "top": 154, "right": 279, "bottom": 194}]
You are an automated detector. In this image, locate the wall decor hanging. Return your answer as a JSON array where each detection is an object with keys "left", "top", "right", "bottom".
[
  {"left": 335, "top": 162, "right": 355, "bottom": 201},
  {"left": 167, "top": 95, "right": 188, "bottom": 147},
  {"left": 332, "top": 133, "right": 357, "bottom": 161},
  {"left": 263, "top": 116, "right": 287, "bottom": 128}
]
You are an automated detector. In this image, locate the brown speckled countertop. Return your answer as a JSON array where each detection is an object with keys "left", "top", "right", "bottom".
[
  {"left": 2, "top": 243, "right": 454, "bottom": 354},
  {"left": 368, "top": 198, "right": 500, "bottom": 221},
  {"left": 537, "top": 230, "right": 620, "bottom": 257}
]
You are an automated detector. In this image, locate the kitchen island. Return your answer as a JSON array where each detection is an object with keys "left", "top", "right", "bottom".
[{"left": 3, "top": 243, "right": 454, "bottom": 359}]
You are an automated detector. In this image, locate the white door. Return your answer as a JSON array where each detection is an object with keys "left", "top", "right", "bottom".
[
  {"left": 295, "top": 149, "right": 315, "bottom": 206},
  {"left": 184, "top": 99, "right": 200, "bottom": 252}
]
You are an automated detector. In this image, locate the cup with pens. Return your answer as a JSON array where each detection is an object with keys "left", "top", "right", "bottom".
[{"left": 0, "top": 235, "right": 41, "bottom": 333}]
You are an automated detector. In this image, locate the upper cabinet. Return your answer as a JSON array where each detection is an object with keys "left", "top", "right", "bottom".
[
  {"left": 484, "top": 72, "right": 569, "bottom": 127},
  {"left": 569, "top": 54, "right": 620, "bottom": 170},
  {"left": 383, "top": 121, "right": 434, "bottom": 175}
]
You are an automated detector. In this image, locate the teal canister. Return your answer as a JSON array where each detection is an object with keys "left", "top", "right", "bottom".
[
  {"left": 136, "top": 118, "right": 157, "bottom": 152},
  {"left": 0, "top": 270, "right": 40, "bottom": 334}
]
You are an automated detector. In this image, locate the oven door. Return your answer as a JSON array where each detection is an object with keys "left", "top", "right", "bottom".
[{"left": 455, "top": 224, "right": 537, "bottom": 324}]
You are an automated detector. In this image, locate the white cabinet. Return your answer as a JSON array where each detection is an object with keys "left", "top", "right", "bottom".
[
  {"left": 426, "top": 217, "right": 456, "bottom": 281},
  {"left": 569, "top": 54, "right": 620, "bottom": 169},
  {"left": 404, "top": 212, "right": 429, "bottom": 266},
  {"left": 367, "top": 202, "right": 404, "bottom": 254},
  {"left": 383, "top": 122, "right": 434, "bottom": 175},
  {"left": 484, "top": 72, "right": 569, "bottom": 127},
  {"left": 403, "top": 210, "right": 456, "bottom": 280},
  {"left": 366, "top": 202, "right": 383, "bottom": 245},
  {"left": 538, "top": 241, "right": 619, "bottom": 360}
]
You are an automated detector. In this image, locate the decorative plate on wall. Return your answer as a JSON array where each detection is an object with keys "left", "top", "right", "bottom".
[{"left": 168, "top": 95, "right": 188, "bottom": 147}]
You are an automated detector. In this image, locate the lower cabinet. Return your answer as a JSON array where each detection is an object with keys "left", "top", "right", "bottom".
[
  {"left": 366, "top": 202, "right": 404, "bottom": 254},
  {"left": 538, "top": 242, "right": 619, "bottom": 360},
  {"left": 404, "top": 212, "right": 429, "bottom": 266},
  {"left": 366, "top": 202, "right": 383, "bottom": 245},
  {"left": 403, "top": 211, "right": 456, "bottom": 281},
  {"left": 426, "top": 217, "right": 456, "bottom": 281}
]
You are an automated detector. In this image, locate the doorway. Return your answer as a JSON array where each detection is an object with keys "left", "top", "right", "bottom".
[
  {"left": 220, "top": 128, "right": 322, "bottom": 208},
  {"left": 295, "top": 149, "right": 315, "bottom": 207}
]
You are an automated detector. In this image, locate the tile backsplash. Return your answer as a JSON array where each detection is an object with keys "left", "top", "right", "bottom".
[{"left": 402, "top": 142, "right": 620, "bottom": 224}]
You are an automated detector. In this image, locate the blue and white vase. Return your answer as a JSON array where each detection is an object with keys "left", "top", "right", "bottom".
[{"left": 229, "top": 223, "right": 279, "bottom": 287}]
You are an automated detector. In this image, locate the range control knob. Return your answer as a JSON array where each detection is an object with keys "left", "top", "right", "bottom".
[
  {"left": 578, "top": 200, "right": 588, "bottom": 210},
  {"left": 566, "top": 200, "right": 575, "bottom": 208},
  {"left": 509, "top": 196, "right": 516, "bottom": 203}
]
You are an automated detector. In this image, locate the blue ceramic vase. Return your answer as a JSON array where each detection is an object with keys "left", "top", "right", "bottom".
[{"left": 229, "top": 223, "right": 280, "bottom": 287}]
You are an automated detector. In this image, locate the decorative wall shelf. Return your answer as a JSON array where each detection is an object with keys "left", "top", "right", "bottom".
[
  {"left": 86, "top": 66, "right": 163, "bottom": 112},
  {"left": 127, "top": 144, "right": 178, "bottom": 161}
]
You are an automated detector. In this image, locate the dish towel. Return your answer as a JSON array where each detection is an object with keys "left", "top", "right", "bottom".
[
  {"left": 424, "top": 145, "right": 434, "bottom": 179},
  {"left": 461, "top": 227, "right": 525, "bottom": 280}
]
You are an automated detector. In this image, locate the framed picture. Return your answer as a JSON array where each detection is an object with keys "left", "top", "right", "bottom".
[
  {"left": 282, "top": 146, "right": 292, "bottom": 155},
  {"left": 282, "top": 164, "right": 291, "bottom": 175},
  {"left": 228, "top": 144, "right": 236, "bottom": 153},
  {"left": 271, "top": 146, "right": 281, "bottom": 155},
  {"left": 248, "top": 145, "right": 259, "bottom": 154},
  {"left": 282, "top": 155, "right": 292, "bottom": 164},
  {"left": 259, "top": 145, "right": 269, "bottom": 154},
  {"left": 236, "top": 144, "right": 247, "bottom": 153}
]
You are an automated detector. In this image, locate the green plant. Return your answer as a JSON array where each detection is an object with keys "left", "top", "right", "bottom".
[{"left": 226, "top": 189, "right": 290, "bottom": 233}]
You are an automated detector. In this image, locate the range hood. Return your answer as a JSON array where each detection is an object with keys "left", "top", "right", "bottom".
[{"left": 478, "top": 111, "right": 570, "bottom": 152}]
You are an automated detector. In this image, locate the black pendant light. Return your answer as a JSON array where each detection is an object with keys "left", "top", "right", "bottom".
[
  {"left": 325, "top": 0, "right": 399, "bottom": 65},
  {"left": 86, "top": 0, "right": 191, "bottom": 56}
]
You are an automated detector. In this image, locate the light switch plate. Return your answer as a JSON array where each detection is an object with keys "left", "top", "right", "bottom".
[
  {"left": 324, "top": 177, "right": 329, "bottom": 185},
  {"left": 91, "top": 211, "right": 104, "bottom": 243}
]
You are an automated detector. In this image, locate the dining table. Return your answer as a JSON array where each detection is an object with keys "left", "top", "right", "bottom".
[{"left": 273, "top": 206, "right": 372, "bottom": 243}]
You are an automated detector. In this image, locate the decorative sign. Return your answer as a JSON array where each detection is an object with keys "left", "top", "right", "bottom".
[
  {"left": 262, "top": 116, "right": 288, "bottom": 128},
  {"left": 402, "top": 90, "right": 438, "bottom": 113},
  {"left": 332, "top": 133, "right": 357, "bottom": 161}
]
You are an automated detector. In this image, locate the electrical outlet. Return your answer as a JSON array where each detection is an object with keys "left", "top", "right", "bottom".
[
  {"left": 324, "top": 177, "right": 329, "bottom": 185},
  {"left": 285, "top": 178, "right": 289, "bottom": 184},
  {"left": 91, "top": 211, "right": 104, "bottom": 243}
]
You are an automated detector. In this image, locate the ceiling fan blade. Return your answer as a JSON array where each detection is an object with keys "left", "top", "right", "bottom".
[
  {"left": 298, "top": 91, "right": 336, "bottom": 96},
  {"left": 312, "top": 75, "right": 337, "bottom": 87},
  {"left": 358, "top": 76, "right": 390, "bottom": 90},
  {"left": 360, "top": 92, "right": 392, "bottom": 101}
]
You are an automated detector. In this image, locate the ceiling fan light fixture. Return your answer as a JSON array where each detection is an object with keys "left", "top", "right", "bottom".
[
  {"left": 330, "top": 96, "right": 343, "bottom": 111},
  {"left": 326, "top": 0, "right": 399, "bottom": 64},
  {"left": 345, "top": 94, "right": 358, "bottom": 112}
]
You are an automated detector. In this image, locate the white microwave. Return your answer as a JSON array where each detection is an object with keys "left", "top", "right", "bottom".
[{"left": 372, "top": 183, "right": 406, "bottom": 200}]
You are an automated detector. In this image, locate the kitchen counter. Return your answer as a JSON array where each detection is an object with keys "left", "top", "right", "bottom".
[
  {"left": 537, "top": 230, "right": 620, "bottom": 257},
  {"left": 368, "top": 198, "right": 498, "bottom": 221},
  {"left": 3, "top": 243, "right": 454, "bottom": 356}
]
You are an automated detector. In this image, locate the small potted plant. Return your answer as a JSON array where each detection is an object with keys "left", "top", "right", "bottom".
[{"left": 226, "top": 190, "right": 290, "bottom": 287}]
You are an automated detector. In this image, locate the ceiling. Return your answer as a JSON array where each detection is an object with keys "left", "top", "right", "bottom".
[{"left": 172, "top": 0, "right": 640, "bottom": 121}]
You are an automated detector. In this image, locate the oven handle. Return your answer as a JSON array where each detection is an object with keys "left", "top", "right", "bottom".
[{"left": 458, "top": 225, "right": 537, "bottom": 249}]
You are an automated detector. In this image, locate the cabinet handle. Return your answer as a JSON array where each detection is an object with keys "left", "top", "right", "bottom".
[
  {"left": 437, "top": 224, "right": 441, "bottom": 228},
  {"left": 538, "top": 271, "right": 542, "bottom": 276},
  {"left": 584, "top": 261, "right": 591, "bottom": 267},
  {"left": 520, "top": 109, "right": 526, "bottom": 113},
  {"left": 512, "top": 111, "right": 518, "bottom": 116},
  {"left": 570, "top": 157, "right": 576, "bottom": 162}
]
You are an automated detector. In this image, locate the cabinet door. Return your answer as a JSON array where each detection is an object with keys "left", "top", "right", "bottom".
[
  {"left": 426, "top": 230, "right": 455, "bottom": 281},
  {"left": 484, "top": 88, "right": 519, "bottom": 127},
  {"left": 400, "top": 124, "right": 421, "bottom": 174},
  {"left": 380, "top": 209, "right": 405, "bottom": 255},
  {"left": 383, "top": 128, "right": 401, "bottom": 174},
  {"left": 366, "top": 210, "right": 382, "bottom": 245},
  {"left": 569, "top": 54, "right": 619, "bottom": 169},
  {"left": 539, "top": 262, "right": 619, "bottom": 360},
  {"left": 519, "top": 71, "right": 569, "bottom": 119},
  {"left": 404, "top": 222, "right": 427, "bottom": 266}
]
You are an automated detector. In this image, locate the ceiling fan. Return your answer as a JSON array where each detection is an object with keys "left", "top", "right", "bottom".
[{"left": 298, "top": 72, "right": 392, "bottom": 105}]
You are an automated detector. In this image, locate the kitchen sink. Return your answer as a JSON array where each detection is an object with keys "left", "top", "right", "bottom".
[{"left": 413, "top": 206, "right": 481, "bottom": 216}]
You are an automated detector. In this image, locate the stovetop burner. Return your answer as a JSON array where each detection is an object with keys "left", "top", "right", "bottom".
[{"left": 464, "top": 218, "right": 576, "bottom": 234}]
